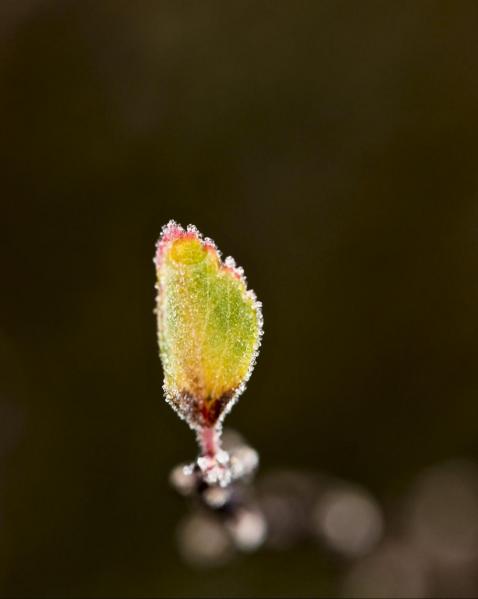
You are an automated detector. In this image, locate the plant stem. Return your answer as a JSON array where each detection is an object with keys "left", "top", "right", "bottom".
[{"left": 198, "top": 425, "right": 220, "bottom": 457}]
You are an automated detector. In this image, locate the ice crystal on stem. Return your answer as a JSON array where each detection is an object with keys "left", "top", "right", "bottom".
[{"left": 155, "top": 220, "right": 263, "bottom": 487}]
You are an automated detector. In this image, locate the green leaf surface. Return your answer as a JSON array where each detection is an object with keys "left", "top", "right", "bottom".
[{"left": 155, "top": 221, "right": 263, "bottom": 430}]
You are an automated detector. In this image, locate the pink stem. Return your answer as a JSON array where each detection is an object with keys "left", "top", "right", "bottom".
[{"left": 198, "top": 425, "right": 220, "bottom": 457}]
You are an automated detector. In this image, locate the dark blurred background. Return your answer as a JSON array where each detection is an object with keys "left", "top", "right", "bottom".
[{"left": 2, "top": 1, "right": 478, "bottom": 596}]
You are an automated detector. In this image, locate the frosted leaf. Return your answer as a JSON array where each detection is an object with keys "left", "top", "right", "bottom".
[{"left": 154, "top": 220, "right": 263, "bottom": 440}]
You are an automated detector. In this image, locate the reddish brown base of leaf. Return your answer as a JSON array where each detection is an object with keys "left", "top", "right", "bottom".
[{"left": 172, "top": 389, "right": 235, "bottom": 430}]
